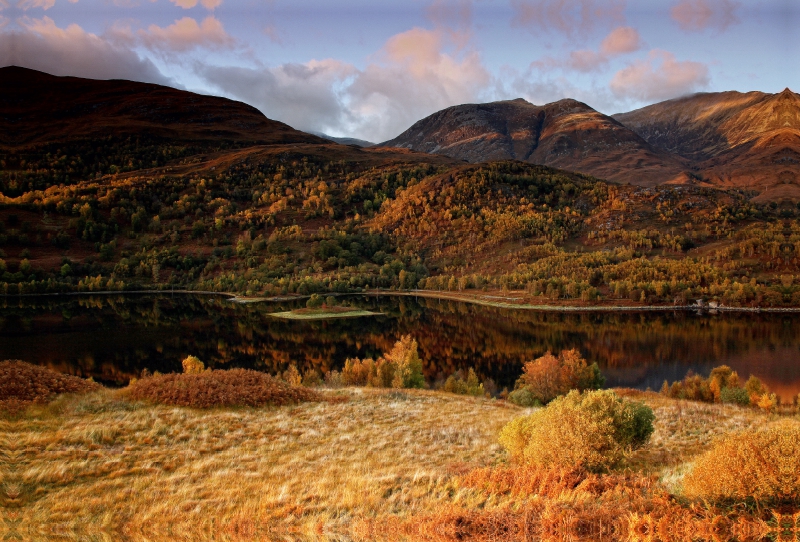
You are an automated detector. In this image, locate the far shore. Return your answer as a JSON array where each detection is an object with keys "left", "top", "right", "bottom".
[{"left": 4, "top": 287, "right": 800, "bottom": 313}]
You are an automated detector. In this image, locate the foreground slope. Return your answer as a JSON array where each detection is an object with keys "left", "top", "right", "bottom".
[
  {"left": 615, "top": 89, "right": 800, "bottom": 199},
  {"left": 380, "top": 98, "right": 689, "bottom": 186}
]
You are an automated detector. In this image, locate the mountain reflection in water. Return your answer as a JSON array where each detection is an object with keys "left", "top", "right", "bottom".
[{"left": 1, "top": 294, "right": 799, "bottom": 400}]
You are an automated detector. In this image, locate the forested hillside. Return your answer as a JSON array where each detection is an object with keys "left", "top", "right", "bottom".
[{"left": 3, "top": 68, "right": 800, "bottom": 306}]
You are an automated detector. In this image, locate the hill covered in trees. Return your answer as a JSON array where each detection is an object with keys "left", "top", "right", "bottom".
[{"left": 2, "top": 69, "right": 800, "bottom": 307}]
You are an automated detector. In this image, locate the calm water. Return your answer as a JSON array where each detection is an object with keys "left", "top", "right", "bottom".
[{"left": 2, "top": 293, "right": 800, "bottom": 400}]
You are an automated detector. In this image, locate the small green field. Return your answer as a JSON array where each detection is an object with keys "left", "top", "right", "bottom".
[{"left": 268, "top": 307, "right": 381, "bottom": 320}]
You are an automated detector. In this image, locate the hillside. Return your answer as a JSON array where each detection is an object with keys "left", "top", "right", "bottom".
[
  {"left": 614, "top": 89, "right": 800, "bottom": 200},
  {"left": 380, "top": 98, "right": 689, "bottom": 187},
  {"left": 0, "top": 66, "right": 326, "bottom": 149},
  {"left": 2, "top": 70, "right": 800, "bottom": 307}
]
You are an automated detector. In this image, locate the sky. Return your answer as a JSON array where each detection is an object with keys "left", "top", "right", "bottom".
[{"left": 1, "top": 0, "right": 798, "bottom": 143}]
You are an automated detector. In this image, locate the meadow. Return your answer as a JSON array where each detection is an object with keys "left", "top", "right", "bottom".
[{"left": 2, "top": 354, "right": 798, "bottom": 542}]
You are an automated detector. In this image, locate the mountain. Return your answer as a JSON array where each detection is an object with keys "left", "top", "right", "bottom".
[
  {"left": 0, "top": 66, "right": 326, "bottom": 149},
  {"left": 614, "top": 89, "right": 800, "bottom": 200},
  {"left": 310, "top": 132, "right": 374, "bottom": 147},
  {"left": 379, "top": 98, "right": 689, "bottom": 187},
  {"left": 2, "top": 69, "right": 800, "bottom": 309}
]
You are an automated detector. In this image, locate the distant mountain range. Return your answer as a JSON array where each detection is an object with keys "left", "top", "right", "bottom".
[
  {"left": 381, "top": 90, "right": 800, "bottom": 200},
  {"left": 310, "top": 132, "right": 374, "bottom": 148}
]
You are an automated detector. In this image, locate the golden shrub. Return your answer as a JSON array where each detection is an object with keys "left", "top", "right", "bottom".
[
  {"left": 499, "top": 390, "right": 654, "bottom": 472},
  {"left": 683, "top": 422, "right": 800, "bottom": 502},
  {"left": 181, "top": 355, "right": 205, "bottom": 374},
  {"left": 342, "top": 357, "right": 374, "bottom": 386}
]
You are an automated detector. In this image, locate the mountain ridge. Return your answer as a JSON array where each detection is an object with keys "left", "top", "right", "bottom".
[{"left": 380, "top": 97, "right": 689, "bottom": 187}]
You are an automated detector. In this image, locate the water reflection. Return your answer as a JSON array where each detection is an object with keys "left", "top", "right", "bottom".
[{"left": 1, "top": 294, "right": 800, "bottom": 400}]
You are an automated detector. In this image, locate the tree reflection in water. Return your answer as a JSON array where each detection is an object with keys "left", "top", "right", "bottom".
[{"left": 1, "top": 294, "right": 799, "bottom": 400}]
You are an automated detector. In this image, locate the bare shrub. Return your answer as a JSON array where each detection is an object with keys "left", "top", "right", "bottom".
[
  {"left": 0, "top": 360, "right": 101, "bottom": 411},
  {"left": 499, "top": 389, "right": 654, "bottom": 472},
  {"left": 683, "top": 422, "right": 800, "bottom": 503},
  {"left": 126, "top": 368, "right": 325, "bottom": 408}
]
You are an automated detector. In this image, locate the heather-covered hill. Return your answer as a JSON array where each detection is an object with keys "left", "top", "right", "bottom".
[{"left": 0, "top": 66, "right": 326, "bottom": 149}]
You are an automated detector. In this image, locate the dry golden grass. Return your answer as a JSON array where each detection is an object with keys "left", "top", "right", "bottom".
[
  {"left": 1, "top": 385, "right": 795, "bottom": 542},
  {"left": 2, "top": 387, "right": 517, "bottom": 540}
]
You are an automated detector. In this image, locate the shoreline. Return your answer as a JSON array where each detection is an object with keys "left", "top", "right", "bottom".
[{"left": 4, "top": 287, "right": 800, "bottom": 313}]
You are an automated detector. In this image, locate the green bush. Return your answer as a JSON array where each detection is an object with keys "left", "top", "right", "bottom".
[
  {"left": 720, "top": 386, "right": 750, "bottom": 406},
  {"left": 507, "top": 388, "right": 540, "bottom": 407},
  {"left": 442, "top": 368, "right": 484, "bottom": 396},
  {"left": 499, "top": 390, "right": 655, "bottom": 472}
]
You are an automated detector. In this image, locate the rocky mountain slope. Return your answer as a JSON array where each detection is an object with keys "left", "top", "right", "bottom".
[
  {"left": 614, "top": 89, "right": 800, "bottom": 200},
  {"left": 380, "top": 98, "right": 689, "bottom": 187}
]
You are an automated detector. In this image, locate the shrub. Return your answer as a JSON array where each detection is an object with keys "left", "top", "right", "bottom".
[
  {"left": 324, "top": 369, "right": 344, "bottom": 388},
  {"left": 719, "top": 386, "right": 750, "bottom": 406},
  {"left": 342, "top": 357, "right": 374, "bottom": 386},
  {"left": 498, "top": 390, "right": 654, "bottom": 472},
  {"left": 281, "top": 364, "right": 302, "bottom": 387},
  {"left": 515, "top": 349, "right": 604, "bottom": 404},
  {"left": 341, "top": 336, "right": 425, "bottom": 389},
  {"left": 745, "top": 375, "right": 768, "bottom": 403},
  {"left": 0, "top": 360, "right": 101, "bottom": 411},
  {"left": 683, "top": 422, "right": 800, "bottom": 503},
  {"left": 181, "top": 355, "right": 205, "bottom": 374},
  {"left": 127, "top": 368, "right": 325, "bottom": 408},
  {"left": 306, "top": 293, "right": 323, "bottom": 308},
  {"left": 507, "top": 388, "right": 540, "bottom": 407},
  {"left": 441, "top": 369, "right": 484, "bottom": 396},
  {"left": 386, "top": 335, "right": 425, "bottom": 389},
  {"left": 662, "top": 365, "right": 767, "bottom": 405},
  {"left": 302, "top": 368, "right": 323, "bottom": 387}
]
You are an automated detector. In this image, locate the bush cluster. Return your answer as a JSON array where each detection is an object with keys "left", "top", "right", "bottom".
[
  {"left": 441, "top": 368, "right": 484, "bottom": 396},
  {"left": 509, "top": 349, "right": 604, "bottom": 406},
  {"left": 341, "top": 335, "right": 425, "bottom": 389},
  {"left": 660, "top": 365, "right": 776, "bottom": 410},
  {"left": 499, "top": 389, "right": 655, "bottom": 472},
  {"left": 683, "top": 422, "right": 800, "bottom": 503},
  {"left": 0, "top": 360, "right": 101, "bottom": 410},
  {"left": 127, "top": 368, "right": 324, "bottom": 408}
]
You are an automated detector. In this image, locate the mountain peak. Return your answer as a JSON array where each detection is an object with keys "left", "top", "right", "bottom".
[{"left": 381, "top": 97, "right": 685, "bottom": 186}]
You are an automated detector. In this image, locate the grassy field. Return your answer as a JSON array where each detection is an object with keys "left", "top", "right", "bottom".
[{"left": 2, "top": 386, "right": 794, "bottom": 542}]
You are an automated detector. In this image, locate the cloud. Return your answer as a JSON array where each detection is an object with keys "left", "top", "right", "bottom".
[
  {"left": 200, "top": 27, "right": 491, "bottom": 142},
  {"left": 17, "top": 0, "right": 55, "bottom": 9},
  {"left": 168, "top": 0, "right": 222, "bottom": 9},
  {"left": 112, "top": 16, "right": 234, "bottom": 52},
  {"left": 610, "top": 49, "right": 709, "bottom": 101},
  {"left": 2, "top": 17, "right": 169, "bottom": 84},
  {"left": 510, "top": 0, "right": 627, "bottom": 40},
  {"left": 670, "top": 0, "right": 740, "bottom": 32},
  {"left": 600, "top": 26, "right": 642, "bottom": 55},
  {"left": 426, "top": 0, "right": 472, "bottom": 29},
  {"left": 532, "top": 26, "right": 642, "bottom": 73}
]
